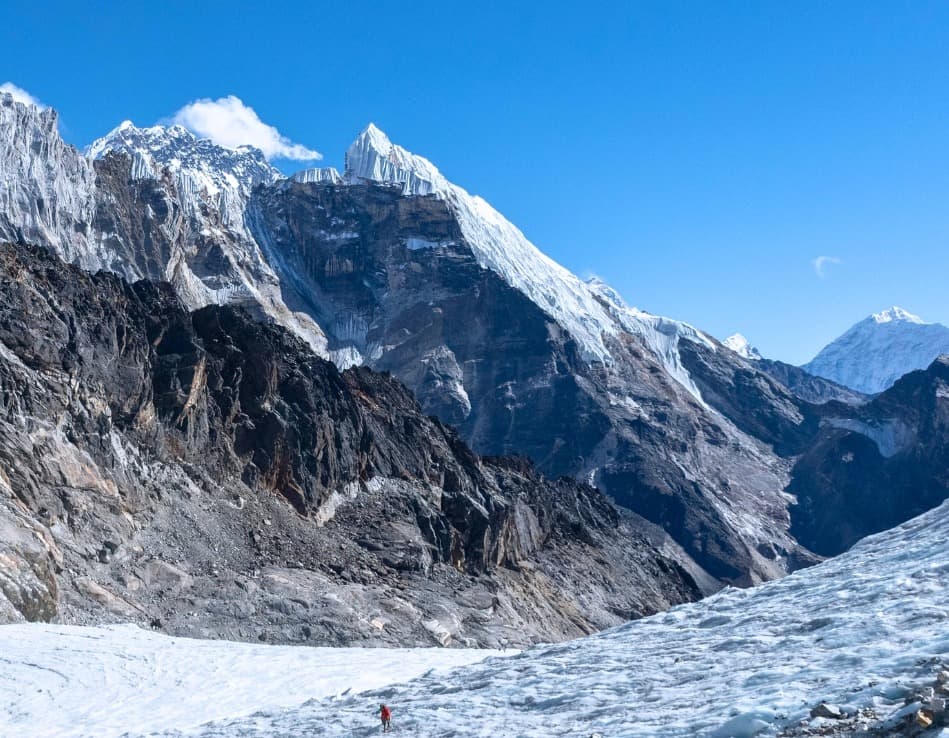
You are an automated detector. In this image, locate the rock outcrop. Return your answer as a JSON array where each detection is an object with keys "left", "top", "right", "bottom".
[{"left": 789, "top": 356, "right": 949, "bottom": 556}]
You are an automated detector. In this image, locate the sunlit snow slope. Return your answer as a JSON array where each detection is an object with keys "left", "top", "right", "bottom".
[
  {"left": 0, "top": 625, "right": 500, "bottom": 738},
  {"left": 169, "top": 501, "right": 949, "bottom": 736}
]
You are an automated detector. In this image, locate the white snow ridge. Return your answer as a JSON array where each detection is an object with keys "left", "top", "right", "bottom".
[{"left": 4, "top": 499, "right": 947, "bottom": 737}]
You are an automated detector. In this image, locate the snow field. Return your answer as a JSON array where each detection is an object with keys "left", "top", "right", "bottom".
[{"left": 0, "top": 624, "right": 503, "bottom": 738}]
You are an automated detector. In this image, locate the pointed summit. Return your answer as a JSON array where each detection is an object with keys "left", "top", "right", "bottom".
[
  {"left": 344, "top": 123, "right": 446, "bottom": 196},
  {"left": 723, "top": 334, "right": 762, "bottom": 361},
  {"left": 804, "top": 307, "right": 949, "bottom": 393}
]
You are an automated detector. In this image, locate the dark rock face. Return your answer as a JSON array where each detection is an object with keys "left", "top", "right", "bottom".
[
  {"left": 0, "top": 241, "right": 701, "bottom": 645},
  {"left": 755, "top": 358, "right": 869, "bottom": 406},
  {"left": 789, "top": 357, "right": 949, "bottom": 556},
  {"left": 248, "top": 182, "right": 823, "bottom": 585}
]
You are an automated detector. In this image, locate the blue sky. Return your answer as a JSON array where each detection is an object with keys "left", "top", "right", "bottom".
[{"left": 3, "top": 1, "right": 948, "bottom": 363}]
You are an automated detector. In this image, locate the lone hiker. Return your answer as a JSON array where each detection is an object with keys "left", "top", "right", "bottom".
[{"left": 378, "top": 703, "right": 392, "bottom": 733}]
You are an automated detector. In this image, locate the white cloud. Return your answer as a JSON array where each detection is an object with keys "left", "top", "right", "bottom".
[
  {"left": 0, "top": 82, "right": 45, "bottom": 109},
  {"left": 170, "top": 95, "right": 321, "bottom": 162},
  {"left": 812, "top": 255, "right": 842, "bottom": 279}
]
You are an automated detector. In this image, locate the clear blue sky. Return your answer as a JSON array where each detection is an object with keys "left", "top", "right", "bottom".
[{"left": 3, "top": 1, "right": 948, "bottom": 364}]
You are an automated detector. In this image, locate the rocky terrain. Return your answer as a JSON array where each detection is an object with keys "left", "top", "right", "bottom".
[
  {"left": 789, "top": 356, "right": 949, "bottom": 556},
  {"left": 0, "top": 241, "right": 703, "bottom": 645}
]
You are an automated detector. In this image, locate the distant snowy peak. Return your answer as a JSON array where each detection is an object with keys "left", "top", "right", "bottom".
[
  {"left": 803, "top": 306, "right": 949, "bottom": 394},
  {"left": 870, "top": 305, "right": 926, "bottom": 325},
  {"left": 723, "top": 333, "right": 762, "bottom": 361}
]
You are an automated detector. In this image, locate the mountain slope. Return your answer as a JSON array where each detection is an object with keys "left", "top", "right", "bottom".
[
  {"left": 249, "top": 174, "right": 816, "bottom": 584},
  {"left": 722, "top": 333, "right": 868, "bottom": 405},
  {"left": 804, "top": 306, "right": 949, "bottom": 393},
  {"left": 8, "top": 497, "right": 945, "bottom": 737},
  {"left": 0, "top": 240, "right": 702, "bottom": 644},
  {"left": 789, "top": 355, "right": 949, "bottom": 556},
  {"left": 2, "top": 91, "right": 947, "bottom": 595}
]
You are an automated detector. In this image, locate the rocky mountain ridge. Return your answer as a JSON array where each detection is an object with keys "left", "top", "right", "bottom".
[{"left": 0, "top": 240, "right": 702, "bottom": 644}]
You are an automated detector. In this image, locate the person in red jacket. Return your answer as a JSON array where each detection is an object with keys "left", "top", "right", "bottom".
[{"left": 378, "top": 703, "right": 392, "bottom": 733}]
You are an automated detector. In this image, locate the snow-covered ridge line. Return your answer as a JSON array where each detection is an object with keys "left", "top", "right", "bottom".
[
  {"left": 588, "top": 276, "right": 715, "bottom": 400},
  {"left": 344, "top": 123, "right": 618, "bottom": 363}
]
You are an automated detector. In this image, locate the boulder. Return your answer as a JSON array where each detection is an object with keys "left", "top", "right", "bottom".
[{"left": 810, "top": 703, "right": 845, "bottom": 720}]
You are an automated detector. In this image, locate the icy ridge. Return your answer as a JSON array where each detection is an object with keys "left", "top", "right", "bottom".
[
  {"left": 344, "top": 124, "right": 619, "bottom": 363},
  {"left": 804, "top": 306, "right": 949, "bottom": 393},
  {"left": 587, "top": 276, "right": 715, "bottom": 401}
]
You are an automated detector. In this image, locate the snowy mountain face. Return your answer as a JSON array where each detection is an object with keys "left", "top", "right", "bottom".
[
  {"left": 6, "top": 498, "right": 947, "bottom": 737},
  {"left": 87, "top": 120, "right": 281, "bottom": 233},
  {"left": 0, "top": 92, "right": 98, "bottom": 267},
  {"left": 344, "top": 124, "right": 621, "bottom": 364},
  {"left": 804, "top": 306, "right": 949, "bottom": 394},
  {"left": 0, "top": 93, "right": 326, "bottom": 352}
]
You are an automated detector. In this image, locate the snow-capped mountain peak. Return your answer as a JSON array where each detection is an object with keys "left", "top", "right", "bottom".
[
  {"left": 344, "top": 123, "right": 618, "bottom": 362},
  {"left": 88, "top": 120, "right": 283, "bottom": 237},
  {"left": 803, "top": 306, "right": 949, "bottom": 393},
  {"left": 723, "top": 333, "right": 762, "bottom": 361},
  {"left": 87, "top": 120, "right": 281, "bottom": 189},
  {"left": 345, "top": 122, "right": 448, "bottom": 196},
  {"left": 871, "top": 305, "right": 926, "bottom": 325}
]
